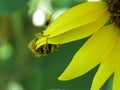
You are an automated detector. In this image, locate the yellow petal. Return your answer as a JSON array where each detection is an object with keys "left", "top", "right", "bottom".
[
  {"left": 91, "top": 28, "right": 120, "bottom": 90},
  {"left": 58, "top": 24, "right": 119, "bottom": 81},
  {"left": 113, "top": 69, "right": 120, "bottom": 90},
  {"left": 111, "top": 38, "right": 120, "bottom": 90},
  {"left": 48, "top": 11, "right": 110, "bottom": 44},
  {"left": 91, "top": 60, "right": 114, "bottom": 90},
  {"left": 44, "top": 2, "right": 108, "bottom": 37}
]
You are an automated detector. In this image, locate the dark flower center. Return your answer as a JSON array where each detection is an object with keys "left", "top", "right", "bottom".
[{"left": 108, "top": 0, "right": 120, "bottom": 28}]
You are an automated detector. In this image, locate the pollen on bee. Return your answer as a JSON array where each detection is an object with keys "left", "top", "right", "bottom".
[{"left": 28, "top": 33, "right": 60, "bottom": 56}]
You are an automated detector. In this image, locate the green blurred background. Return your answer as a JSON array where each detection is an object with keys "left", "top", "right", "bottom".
[{"left": 0, "top": 0, "right": 112, "bottom": 90}]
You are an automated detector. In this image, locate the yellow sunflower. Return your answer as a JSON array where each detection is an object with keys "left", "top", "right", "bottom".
[{"left": 29, "top": 0, "right": 120, "bottom": 90}]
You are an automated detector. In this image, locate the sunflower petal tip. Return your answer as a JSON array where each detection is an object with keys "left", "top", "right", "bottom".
[
  {"left": 58, "top": 76, "right": 66, "bottom": 81},
  {"left": 58, "top": 74, "right": 71, "bottom": 81}
]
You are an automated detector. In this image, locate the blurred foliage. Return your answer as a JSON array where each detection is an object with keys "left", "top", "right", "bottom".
[
  {"left": 0, "top": 0, "right": 29, "bottom": 15},
  {"left": 51, "top": 0, "right": 86, "bottom": 8},
  {"left": 0, "top": 0, "right": 112, "bottom": 90}
]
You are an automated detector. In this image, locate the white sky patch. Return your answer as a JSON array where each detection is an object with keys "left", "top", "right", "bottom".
[
  {"left": 87, "top": 0, "right": 101, "bottom": 2},
  {"left": 32, "top": 9, "right": 46, "bottom": 26}
]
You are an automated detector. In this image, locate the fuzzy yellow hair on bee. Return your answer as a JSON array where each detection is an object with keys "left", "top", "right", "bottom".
[{"left": 28, "top": 33, "right": 60, "bottom": 56}]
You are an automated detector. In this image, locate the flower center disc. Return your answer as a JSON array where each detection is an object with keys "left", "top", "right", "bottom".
[{"left": 108, "top": 0, "right": 120, "bottom": 28}]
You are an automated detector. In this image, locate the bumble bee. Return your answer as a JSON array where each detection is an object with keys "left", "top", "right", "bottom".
[{"left": 28, "top": 33, "right": 60, "bottom": 56}]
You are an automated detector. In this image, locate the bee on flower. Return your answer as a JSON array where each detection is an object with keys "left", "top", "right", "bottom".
[
  {"left": 28, "top": 0, "right": 120, "bottom": 90},
  {"left": 28, "top": 33, "right": 59, "bottom": 56}
]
